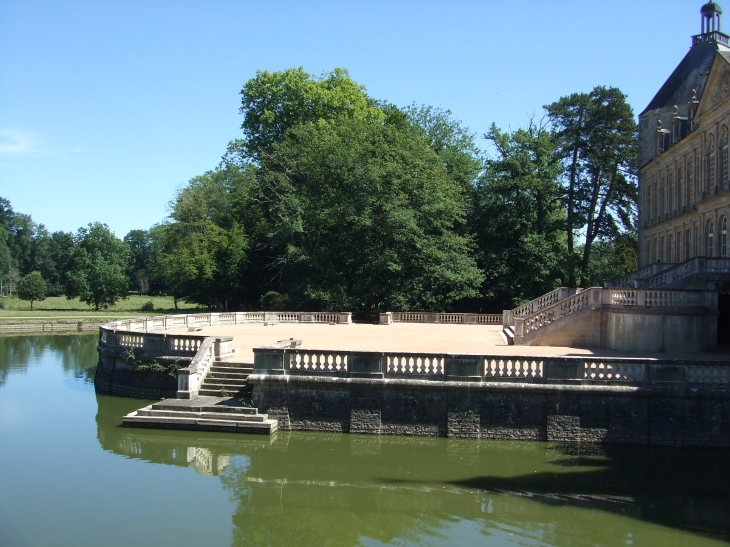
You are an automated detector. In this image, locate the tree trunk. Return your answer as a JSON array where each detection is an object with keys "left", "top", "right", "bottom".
[{"left": 565, "top": 108, "right": 584, "bottom": 287}]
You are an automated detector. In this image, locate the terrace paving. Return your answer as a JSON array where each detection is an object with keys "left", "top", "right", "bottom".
[{"left": 164, "top": 322, "right": 728, "bottom": 362}]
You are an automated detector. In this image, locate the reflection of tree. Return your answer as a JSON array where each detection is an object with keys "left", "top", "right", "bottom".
[
  {"left": 0, "top": 333, "right": 98, "bottom": 386},
  {"left": 93, "top": 404, "right": 730, "bottom": 547}
]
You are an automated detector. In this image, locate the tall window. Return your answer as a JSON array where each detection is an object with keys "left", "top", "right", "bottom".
[
  {"left": 676, "top": 232, "right": 681, "bottom": 261},
  {"left": 647, "top": 185, "right": 652, "bottom": 222},
  {"left": 687, "top": 229, "right": 693, "bottom": 259},
  {"left": 708, "top": 220, "right": 715, "bottom": 257},
  {"left": 722, "top": 217, "right": 728, "bottom": 257},
  {"left": 723, "top": 129, "right": 729, "bottom": 186},
  {"left": 660, "top": 178, "right": 665, "bottom": 217},
  {"left": 669, "top": 234, "right": 674, "bottom": 262},
  {"left": 689, "top": 163, "right": 695, "bottom": 204},
  {"left": 708, "top": 137, "right": 716, "bottom": 192},
  {"left": 678, "top": 167, "right": 684, "bottom": 208}
]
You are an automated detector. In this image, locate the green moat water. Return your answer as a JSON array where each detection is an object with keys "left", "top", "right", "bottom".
[{"left": 1, "top": 334, "right": 730, "bottom": 547}]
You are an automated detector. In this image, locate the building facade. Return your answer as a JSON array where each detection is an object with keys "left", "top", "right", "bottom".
[{"left": 639, "top": 2, "right": 730, "bottom": 267}]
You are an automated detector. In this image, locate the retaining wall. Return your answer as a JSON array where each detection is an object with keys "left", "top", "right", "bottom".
[{"left": 250, "top": 374, "right": 730, "bottom": 446}]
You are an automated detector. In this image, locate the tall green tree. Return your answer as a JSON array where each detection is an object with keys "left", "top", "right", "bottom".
[
  {"left": 403, "top": 104, "right": 482, "bottom": 195},
  {"left": 474, "top": 121, "right": 566, "bottom": 309},
  {"left": 17, "top": 271, "right": 46, "bottom": 310},
  {"left": 545, "top": 86, "right": 638, "bottom": 287},
  {"left": 65, "top": 223, "right": 130, "bottom": 310},
  {"left": 238, "top": 67, "right": 383, "bottom": 161},
  {"left": 156, "top": 170, "right": 250, "bottom": 311},
  {"left": 256, "top": 115, "right": 483, "bottom": 312}
]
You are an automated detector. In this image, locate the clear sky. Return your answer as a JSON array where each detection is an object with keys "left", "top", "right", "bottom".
[{"left": 0, "top": 0, "right": 708, "bottom": 238}]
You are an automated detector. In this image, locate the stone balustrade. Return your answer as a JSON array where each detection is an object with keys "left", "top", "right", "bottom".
[
  {"left": 103, "top": 311, "right": 352, "bottom": 334},
  {"left": 607, "top": 257, "right": 730, "bottom": 289},
  {"left": 512, "top": 287, "right": 717, "bottom": 339},
  {"left": 251, "top": 345, "right": 730, "bottom": 387},
  {"left": 379, "top": 312, "right": 502, "bottom": 325}
]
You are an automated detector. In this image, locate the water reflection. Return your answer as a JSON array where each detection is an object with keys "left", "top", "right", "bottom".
[
  {"left": 0, "top": 333, "right": 98, "bottom": 386},
  {"left": 94, "top": 393, "right": 730, "bottom": 546}
]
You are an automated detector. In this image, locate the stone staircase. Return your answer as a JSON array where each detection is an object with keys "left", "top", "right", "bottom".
[
  {"left": 198, "top": 360, "right": 254, "bottom": 398},
  {"left": 123, "top": 396, "right": 277, "bottom": 434}
]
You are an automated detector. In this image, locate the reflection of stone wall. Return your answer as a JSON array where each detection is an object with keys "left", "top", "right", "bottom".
[
  {"left": 95, "top": 352, "right": 178, "bottom": 399},
  {"left": 251, "top": 376, "right": 730, "bottom": 446}
]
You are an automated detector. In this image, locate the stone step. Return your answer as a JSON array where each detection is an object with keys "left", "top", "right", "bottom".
[
  {"left": 206, "top": 372, "right": 250, "bottom": 381},
  {"left": 213, "top": 360, "right": 254, "bottom": 368},
  {"left": 152, "top": 402, "right": 258, "bottom": 415},
  {"left": 203, "top": 377, "right": 248, "bottom": 386},
  {"left": 208, "top": 366, "right": 252, "bottom": 375},
  {"left": 199, "top": 387, "right": 248, "bottom": 397},
  {"left": 123, "top": 411, "right": 277, "bottom": 435},
  {"left": 137, "top": 409, "right": 268, "bottom": 422}
]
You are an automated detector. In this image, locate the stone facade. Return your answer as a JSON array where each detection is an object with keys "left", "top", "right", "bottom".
[{"left": 639, "top": 4, "right": 730, "bottom": 269}]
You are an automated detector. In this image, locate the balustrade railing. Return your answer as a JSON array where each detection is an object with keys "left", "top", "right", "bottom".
[
  {"left": 513, "top": 286, "right": 716, "bottom": 340},
  {"left": 101, "top": 310, "right": 353, "bottom": 335},
  {"left": 289, "top": 349, "right": 349, "bottom": 374},
  {"left": 484, "top": 357, "right": 543, "bottom": 381},
  {"left": 252, "top": 346, "right": 730, "bottom": 387},
  {"left": 384, "top": 312, "right": 502, "bottom": 325},
  {"left": 387, "top": 353, "right": 444, "bottom": 375}
]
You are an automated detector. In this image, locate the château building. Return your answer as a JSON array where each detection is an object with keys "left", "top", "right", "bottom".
[{"left": 639, "top": 1, "right": 730, "bottom": 267}]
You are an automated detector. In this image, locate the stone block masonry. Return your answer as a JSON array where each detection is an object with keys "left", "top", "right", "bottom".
[{"left": 249, "top": 374, "right": 730, "bottom": 447}]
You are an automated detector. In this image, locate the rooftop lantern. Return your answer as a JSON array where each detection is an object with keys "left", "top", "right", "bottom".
[{"left": 701, "top": 2, "right": 723, "bottom": 34}]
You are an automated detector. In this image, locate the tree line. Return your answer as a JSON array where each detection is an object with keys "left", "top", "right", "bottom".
[{"left": 0, "top": 67, "right": 638, "bottom": 314}]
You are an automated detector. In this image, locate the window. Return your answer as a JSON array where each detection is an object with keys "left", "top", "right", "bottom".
[
  {"left": 647, "top": 184, "right": 653, "bottom": 222},
  {"left": 679, "top": 233, "right": 684, "bottom": 261},
  {"left": 708, "top": 137, "right": 716, "bottom": 191},
  {"left": 689, "top": 163, "right": 695, "bottom": 203},
  {"left": 669, "top": 234, "right": 674, "bottom": 262},
  {"left": 723, "top": 129, "right": 729, "bottom": 185},
  {"left": 678, "top": 167, "right": 684, "bottom": 208},
  {"left": 708, "top": 220, "right": 715, "bottom": 257},
  {"left": 722, "top": 217, "right": 727, "bottom": 257},
  {"left": 687, "top": 229, "right": 693, "bottom": 259}
]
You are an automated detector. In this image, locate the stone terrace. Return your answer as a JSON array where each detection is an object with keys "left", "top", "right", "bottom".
[{"left": 163, "top": 322, "right": 724, "bottom": 362}]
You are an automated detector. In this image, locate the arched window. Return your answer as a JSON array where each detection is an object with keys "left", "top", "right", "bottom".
[
  {"left": 708, "top": 220, "right": 715, "bottom": 257},
  {"left": 722, "top": 217, "right": 728, "bottom": 257},
  {"left": 722, "top": 128, "right": 729, "bottom": 186}
]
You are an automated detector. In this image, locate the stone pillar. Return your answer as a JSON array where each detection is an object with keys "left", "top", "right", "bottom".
[
  {"left": 253, "top": 347, "right": 287, "bottom": 375},
  {"left": 379, "top": 312, "right": 392, "bottom": 325},
  {"left": 444, "top": 356, "right": 482, "bottom": 382},
  {"left": 348, "top": 352, "right": 384, "bottom": 378}
]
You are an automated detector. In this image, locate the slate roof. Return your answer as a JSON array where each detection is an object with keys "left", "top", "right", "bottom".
[{"left": 640, "top": 41, "right": 730, "bottom": 116}]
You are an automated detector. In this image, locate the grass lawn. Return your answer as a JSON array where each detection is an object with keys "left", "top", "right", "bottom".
[{"left": 0, "top": 294, "right": 205, "bottom": 321}]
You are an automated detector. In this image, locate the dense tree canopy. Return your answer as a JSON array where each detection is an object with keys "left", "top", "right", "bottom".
[
  {"left": 0, "top": 70, "right": 639, "bottom": 314},
  {"left": 256, "top": 115, "right": 483, "bottom": 312}
]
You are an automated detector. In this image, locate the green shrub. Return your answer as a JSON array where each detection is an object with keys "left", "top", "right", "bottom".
[
  {"left": 141, "top": 300, "right": 154, "bottom": 312},
  {"left": 260, "top": 291, "right": 289, "bottom": 311}
]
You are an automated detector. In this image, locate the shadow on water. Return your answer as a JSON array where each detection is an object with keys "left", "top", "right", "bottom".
[
  {"left": 94, "top": 391, "right": 730, "bottom": 546},
  {"left": 439, "top": 442, "right": 730, "bottom": 542}
]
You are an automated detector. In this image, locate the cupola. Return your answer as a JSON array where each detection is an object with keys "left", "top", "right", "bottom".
[{"left": 701, "top": 2, "right": 723, "bottom": 33}]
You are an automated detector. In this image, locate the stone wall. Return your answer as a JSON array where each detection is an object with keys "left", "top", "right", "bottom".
[
  {"left": 95, "top": 348, "right": 181, "bottom": 399},
  {"left": 250, "top": 375, "right": 730, "bottom": 447}
]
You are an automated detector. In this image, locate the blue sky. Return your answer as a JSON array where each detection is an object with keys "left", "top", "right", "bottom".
[{"left": 0, "top": 0, "right": 707, "bottom": 237}]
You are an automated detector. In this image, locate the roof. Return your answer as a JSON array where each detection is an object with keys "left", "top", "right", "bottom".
[{"left": 640, "top": 41, "right": 730, "bottom": 116}]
